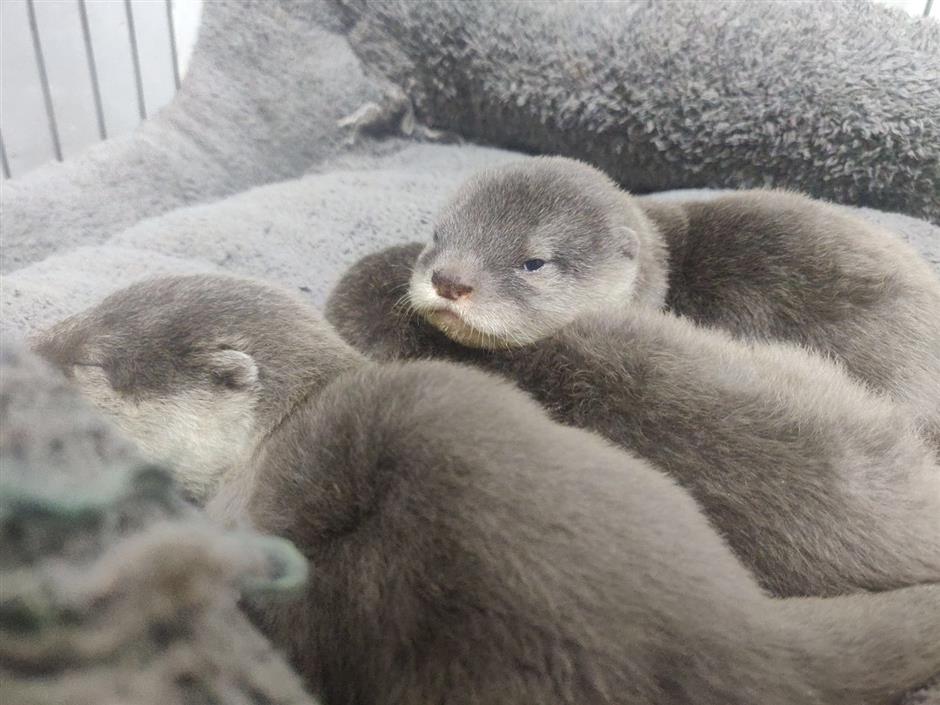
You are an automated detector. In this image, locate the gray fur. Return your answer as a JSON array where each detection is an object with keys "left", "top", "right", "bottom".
[
  {"left": 34, "top": 274, "right": 940, "bottom": 704},
  {"left": 328, "top": 244, "right": 940, "bottom": 598},
  {"left": 410, "top": 157, "right": 940, "bottom": 449}
]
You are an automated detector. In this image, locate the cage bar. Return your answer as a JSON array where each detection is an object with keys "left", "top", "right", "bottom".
[
  {"left": 26, "top": 0, "right": 63, "bottom": 161},
  {"left": 78, "top": 0, "right": 107, "bottom": 140},
  {"left": 124, "top": 0, "right": 147, "bottom": 120}
]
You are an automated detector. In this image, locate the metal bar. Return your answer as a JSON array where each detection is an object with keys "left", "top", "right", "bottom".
[
  {"left": 1, "top": 131, "right": 11, "bottom": 179},
  {"left": 78, "top": 0, "right": 107, "bottom": 140},
  {"left": 166, "top": 0, "right": 181, "bottom": 90},
  {"left": 26, "top": 0, "right": 63, "bottom": 162},
  {"left": 925, "top": 0, "right": 934, "bottom": 17},
  {"left": 124, "top": 0, "right": 147, "bottom": 120}
]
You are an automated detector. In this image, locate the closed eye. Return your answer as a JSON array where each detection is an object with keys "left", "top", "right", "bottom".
[{"left": 522, "top": 259, "right": 546, "bottom": 272}]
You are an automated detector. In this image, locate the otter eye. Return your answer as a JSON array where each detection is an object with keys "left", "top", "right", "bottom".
[{"left": 522, "top": 259, "right": 545, "bottom": 272}]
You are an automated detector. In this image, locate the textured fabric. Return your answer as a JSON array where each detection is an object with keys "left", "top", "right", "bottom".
[
  {"left": 4, "top": 0, "right": 938, "bottom": 278},
  {"left": 336, "top": 0, "right": 940, "bottom": 223},
  {"left": 0, "top": 339, "right": 318, "bottom": 705},
  {"left": 0, "top": 0, "right": 385, "bottom": 274}
]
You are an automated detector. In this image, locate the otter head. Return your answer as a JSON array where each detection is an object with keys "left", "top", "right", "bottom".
[
  {"left": 32, "top": 274, "right": 355, "bottom": 502},
  {"left": 408, "top": 157, "right": 648, "bottom": 349}
]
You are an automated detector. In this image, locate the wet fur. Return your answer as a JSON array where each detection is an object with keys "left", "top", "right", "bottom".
[
  {"left": 327, "top": 244, "right": 940, "bottom": 598},
  {"left": 34, "top": 274, "right": 940, "bottom": 704},
  {"left": 411, "top": 158, "right": 940, "bottom": 450}
]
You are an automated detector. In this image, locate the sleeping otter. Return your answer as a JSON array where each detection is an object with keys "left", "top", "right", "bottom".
[
  {"left": 327, "top": 244, "right": 940, "bottom": 598},
  {"left": 33, "top": 274, "right": 940, "bottom": 705},
  {"left": 405, "top": 157, "right": 940, "bottom": 448}
]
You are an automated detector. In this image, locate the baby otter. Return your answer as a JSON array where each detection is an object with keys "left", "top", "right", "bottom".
[
  {"left": 328, "top": 244, "right": 940, "bottom": 598},
  {"left": 33, "top": 274, "right": 940, "bottom": 705},
  {"left": 408, "top": 157, "right": 940, "bottom": 448}
]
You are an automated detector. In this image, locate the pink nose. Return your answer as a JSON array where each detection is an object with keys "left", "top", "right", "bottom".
[{"left": 431, "top": 271, "right": 473, "bottom": 301}]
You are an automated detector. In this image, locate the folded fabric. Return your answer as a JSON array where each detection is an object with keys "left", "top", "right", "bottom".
[
  {"left": 337, "top": 0, "right": 940, "bottom": 222},
  {"left": 0, "top": 339, "right": 320, "bottom": 705}
]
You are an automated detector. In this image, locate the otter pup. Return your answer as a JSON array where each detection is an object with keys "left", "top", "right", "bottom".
[
  {"left": 327, "top": 244, "right": 940, "bottom": 598},
  {"left": 33, "top": 274, "right": 940, "bottom": 705},
  {"left": 406, "top": 157, "right": 940, "bottom": 448}
]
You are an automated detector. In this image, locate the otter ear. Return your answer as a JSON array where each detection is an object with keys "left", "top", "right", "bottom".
[
  {"left": 614, "top": 226, "right": 640, "bottom": 259},
  {"left": 206, "top": 349, "right": 258, "bottom": 390}
]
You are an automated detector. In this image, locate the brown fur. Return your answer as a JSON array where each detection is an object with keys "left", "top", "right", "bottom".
[{"left": 34, "top": 274, "right": 940, "bottom": 704}]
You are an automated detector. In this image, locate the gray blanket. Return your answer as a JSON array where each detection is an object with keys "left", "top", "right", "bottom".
[
  {"left": 338, "top": 0, "right": 940, "bottom": 222},
  {"left": 0, "top": 340, "right": 318, "bottom": 705},
  {"left": 3, "top": 0, "right": 938, "bottom": 278}
]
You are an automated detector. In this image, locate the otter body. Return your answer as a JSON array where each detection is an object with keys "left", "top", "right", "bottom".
[
  {"left": 645, "top": 190, "right": 940, "bottom": 449},
  {"left": 408, "top": 158, "right": 940, "bottom": 449},
  {"left": 328, "top": 244, "right": 940, "bottom": 598},
  {"left": 34, "top": 275, "right": 940, "bottom": 705}
]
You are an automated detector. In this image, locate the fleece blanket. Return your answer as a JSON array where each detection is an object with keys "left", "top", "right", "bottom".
[
  {"left": 1, "top": 0, "right": 939, "bottom": 702},
  {"left": 2, "top": 0, "right": 938, "bottom": 278},
  {"left": 0, "top": 340, "right": 319, "bottom": 705},
  {"left": 337, "top": 0, "right": 940, "bottom": 222}
]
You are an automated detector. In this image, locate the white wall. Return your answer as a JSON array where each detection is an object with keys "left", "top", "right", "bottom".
[
  {"left": 1, "top": 0, "right": 202, "bottom": 179},
  {"left": 875, "top": 0, "right": 935, "bottom": 16}
]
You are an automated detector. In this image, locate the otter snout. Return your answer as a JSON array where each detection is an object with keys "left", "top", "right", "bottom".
[{"left": 431, "top": 271, "right": 474, "bottom": 301}]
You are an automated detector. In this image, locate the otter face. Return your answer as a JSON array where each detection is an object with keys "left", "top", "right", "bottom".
[
  {"left": 32, "top": 277, "right": 265, "bottom": 501},
  {"left": 408, "top": 157, "right": 641, "bottom": 349}
]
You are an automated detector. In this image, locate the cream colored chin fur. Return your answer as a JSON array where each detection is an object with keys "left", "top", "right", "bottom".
[
  {"left": 405, "top": 272, "right": 501, "bottom": 349},
  {"left": 71, "top": 366, "right": 258, "bottom": 501},
  {"left": 407, "top": 278, "right": 531, "bottom": 349},
  {"left": 422, "top": 309, "right": 518, "bottom": 349}
]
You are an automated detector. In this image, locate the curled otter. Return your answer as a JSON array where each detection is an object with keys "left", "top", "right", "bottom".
[
  {"left": 34, "top": 274, "right": 940, "bottom": 705},
  {"left": 407, "top": 157, "right": 940, "bottom": 448},
  {"left": 328, "top": 244, "right": 940, "bottom": 598}
]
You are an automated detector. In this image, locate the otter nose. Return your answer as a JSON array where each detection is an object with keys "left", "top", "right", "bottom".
[{"left": 431, "top": 271, "right": 474, "bottom": 301}]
